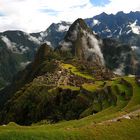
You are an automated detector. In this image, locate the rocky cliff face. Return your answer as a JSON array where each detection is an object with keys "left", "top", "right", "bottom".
[{"left": 59, "top": 18, "right": 104, "bottom": 65}]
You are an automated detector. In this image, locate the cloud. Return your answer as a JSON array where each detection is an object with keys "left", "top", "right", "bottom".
[
  {"left": 39, "top": 8, "right": 59, "bottom": 16},
  {"left": 0, "top": 0, "right": 139, "bottom": 32},
  {"left": 1, "top": 36, "right": 18, "bottom": 52}
]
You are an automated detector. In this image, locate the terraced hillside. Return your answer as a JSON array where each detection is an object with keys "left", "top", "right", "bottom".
[
  {"left": 0, "top": 77, "right": 140, "bottom": 140},
  {"left": 0, "top": 52, "right": 139, "bottom": 139},
  {"left": 0, "top": 58, "right": 114, "bottom": 125}
]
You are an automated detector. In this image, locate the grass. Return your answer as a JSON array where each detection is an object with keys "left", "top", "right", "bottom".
[
  {"left": 117, "top": 84, "right": 132, "bottom": 97},
  {"left": 0, "top": 124, "right": 92, "bottom": 140},
  {"left": 123, "top": 77, "right": 140, "bottom": 111},
  {"left": 82, "top": 83, "right": 98, "bottom": 92},
  {"left": 82, "top": 81, "right": 104, "bottom": 92},
  {"left": 61, "top": 63, "right": 94, "bottom": 80},
  {"left": 58, "top": 85, "right": 80, "bottom": 91},
  {"left": 0, "top": 117, "right": 139, "bottom": 140}
]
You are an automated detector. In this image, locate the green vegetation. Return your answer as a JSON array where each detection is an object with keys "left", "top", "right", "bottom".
[
  {"left": 82, "top": 83, "right": 98, "bottom": 92},
  {"left": 1, "top": 76, "right": 139, "bottom": 126},
  {"left": 74, "top": 77, "right": 136, "bottom": 125},
  {"left": 123, "top": 77, "right": 140, "bottom": 111},
  {"left": 62, "top": 63, "right": 94, "bottom": 80},
  {"left": 0, "top": 116, "right": 139, "bottom": 140},
  {"left": 82, "top": 81, "right": 104, "bottom": 92},
  {"left": 59, "top": 86, "right": 80, "bottom": 91}
]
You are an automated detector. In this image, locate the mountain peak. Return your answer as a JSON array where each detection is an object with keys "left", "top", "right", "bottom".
[
  {"left": 116, "top": 11, "right": 124, "bottom": 15},
  {"left": 59, "top": 18, "right": 104, "bottom": 65},
  {"left": 100, "top": 12, "right": 108, "bottom": 16},
  {"left": 63, "top": 18, "right": 93, "bottom": 42},
  {"left": 33, "top": 43, "right": 53, "bottom": 66},
  {"left": 74, "top": 18, "right": 85, "bottom": 24},
  {"left": 71, "top": 18, "right": 91, "bottom": 32}
]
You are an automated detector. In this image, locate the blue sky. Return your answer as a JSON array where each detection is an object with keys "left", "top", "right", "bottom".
[
  {"left": 0, "top": 11, "right": 5, "bottom": 16},
  {"left": 0, "top": 0, "right": 139, "bottom": 32},
  {"left": 39, "top": 9, "right": 58, "bottom": 16},
  {"left": 90, "top": 0, "right": 110, "bottom": 6}
]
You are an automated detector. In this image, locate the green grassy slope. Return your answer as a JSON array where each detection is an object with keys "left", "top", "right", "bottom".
[
  {"left": 0, "top": 115, "right": 139, "bottom": 140},
  {"left": 61, "top": 63, "right": 95, "bottom": 80},
  {"left": 123, "top": 77, "right": 140, "bottom": 111}
]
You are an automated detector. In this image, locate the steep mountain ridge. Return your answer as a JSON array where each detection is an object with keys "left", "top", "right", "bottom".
[
  {"left": 0, "top": 31, "right": 40, "bottom": 86},
  {"left": 85, "top": 11, "right": 140, "bottom": 39},
  {"left": 31, "top": 21, "right": 71, "bottom": 48},
  {"left": 59, "top": 18, "right": 104, "bottom": 65}
]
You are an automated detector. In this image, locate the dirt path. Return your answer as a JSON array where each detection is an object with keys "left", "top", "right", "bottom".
[{"left": 98, "top": 109, "right": 140, "bottom": 125}]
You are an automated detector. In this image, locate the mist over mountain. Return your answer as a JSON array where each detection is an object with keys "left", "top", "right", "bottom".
[{"left": 0, "top": 11, "right": 140, "bottom": 88}]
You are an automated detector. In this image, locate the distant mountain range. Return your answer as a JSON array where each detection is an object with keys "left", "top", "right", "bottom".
[{"left": 0, "top": 11, "right": 140, "bottom": 88}]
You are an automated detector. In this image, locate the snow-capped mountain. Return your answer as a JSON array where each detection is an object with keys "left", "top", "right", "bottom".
[
  {"left": 31, "top": 21, "right": 71, "bottom": 48},
  {"left": 85, "top": 11, "right": 140, "bottom": 75},
  {"left": 32, "top": 11, "right": 140, "bottom": 49},
  {"left": 85, "top": 11, "right": 140, "bottom": 46},
  {"left": 0, "top": 21, "right": 71, "bottom": 55},
  {"left": 31, "top": 11, "right": 140, "bottom": 48}
]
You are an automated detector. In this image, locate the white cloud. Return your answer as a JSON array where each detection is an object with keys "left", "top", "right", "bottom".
[
  {"left": 1, "top": 36, "right": 18, "bottom": 52},
  {"left": 0, "top": 0, "right": 139, "bottom": 32},
  {"left": 28, "top": 35, "right": 41, "bottom": 45},
  {"left": 57, "top": 25, "right": 70, "bottom": 32}
]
